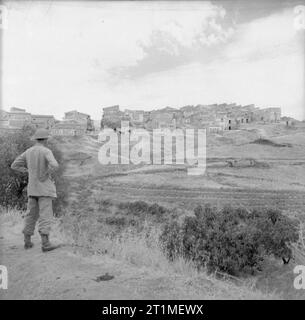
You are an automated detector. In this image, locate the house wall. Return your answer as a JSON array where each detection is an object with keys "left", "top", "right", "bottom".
[
  {"left": 8, "top": 112, "right": 32, "bottom": 128},
  {"left": 51, "top": 128, "right": 85, "bottom": 136},
  {"left": 64, "top": 110, "right": 94, "bottom": 131},
  {"left": 31, "top": 116, "right": 55, "bottom": 129},
  {"left": 253, "top": 107, "right": 281, "bottom": 122}
]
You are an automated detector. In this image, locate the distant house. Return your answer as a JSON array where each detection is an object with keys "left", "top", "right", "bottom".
[
  {"left": 0, "top": 110, "right": 9, "bottom": 128},
  {"left": 31, "top": 114, "right": 55, "bottom": 129},
  {"left": 7, "top": 107, "right": 32, "bottom": 128},
  {"left": 101, "top": 105, "right": 124, "bottom": 129},
  {"left": 124, "top": 109, "right": 145, "bottom": 127},
  {"left": 64, "top": 110, "right": 89, "bottom": 122},
  {"left": 281, "top": 116, "right": 295, "bottom": 127},
  {"left": 147, "top": 107, "right": 179, "bottom": 129},
  {"left": 102, "top": 105, "right": 121, "bottom": 114},
  {"left": 0, "top": 107, "right": 56, "bottom": 129},
  {"left": 10, "top": 107, "right": 27, "bottom": 113},
  {"left": 209, "top": 126, "right": 223, "bottom": 133},
  {"left": 226, "top": 118, "right": 239, "bottom": 130},
  {"left": 51, "top": 119, "right": 86, "bottom": 136},
  {"left": 253, "top": 107, "right": 281, "bottom": 123},
  {"left": 64, "top": 110, "right": 94, "bottom": 131}
]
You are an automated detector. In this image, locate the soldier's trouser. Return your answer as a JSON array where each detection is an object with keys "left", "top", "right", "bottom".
[{"left": 23, "top": 196, "right": 54, "bottom": 236}]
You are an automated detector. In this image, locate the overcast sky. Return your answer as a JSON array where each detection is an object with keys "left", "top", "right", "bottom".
[{"left": 1, "top": 0, "right": 305, "bottom": 120}]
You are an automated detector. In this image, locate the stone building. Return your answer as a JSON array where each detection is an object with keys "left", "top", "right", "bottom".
[
  {"left": 0, "top": 110, "right": 9, "bottom": 128},
  {"left": 0, "top": 107, "right": 56, "bottom": 129},
  {"left": 99, "top": 103, "right": 282, "bottom": 132},
  {"left": 31, "top": 114, "right": 55, "bottom": 129},
  {"left": 124, "top": 109, "right": 145, "bottom": 127},
  {"left": 252, "top": 107, "right": 281, "bottom": 123},
  {"left": 51, "top": 120, "right": 86, "bottom": 136},
  {"left": 281, "top": 116, "right": 295, "bottom": 127},
  {"left": 147, "top": 107, "right": 179, "bottom": 129},
  {"left": 6, "top": 107, "right": 32, "bottom": 128},
  {"left": 101, "top": 105, "right": 124, "bottom": 129},
  {"left": 64, "top": 110, "right": 94, "bottom": 131}
]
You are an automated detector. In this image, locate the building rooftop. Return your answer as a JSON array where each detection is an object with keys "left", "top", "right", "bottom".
[
  {"left": 10, "top": 107, "right": 27, "bottom": 113},
  {"left": 31, "top": 114, "right": 55, "bottom": 118},
  {"left": 64, "top": 110, "right": 90, "bottom": 117}
]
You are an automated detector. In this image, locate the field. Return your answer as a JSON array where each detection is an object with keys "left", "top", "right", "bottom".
[
  {"left": 35, "top": 122, "right": 303, "bottom": 299},
  {"left": 60, "top": 122, "right": 305, "bottom": 215},
  {"left": 2, "top": 122, "right": 305, "bottom": 300}
]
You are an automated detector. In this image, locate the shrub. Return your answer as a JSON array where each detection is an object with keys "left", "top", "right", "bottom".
[
  {"left": 0, "top": 126, "right": 68, "bottom": 215},
  {"left": 251, "top": 138, "right": 291, "bottom": 148},
  {"left": 160, "top": 205, "right": 299, "bottom": 276},
  {"left": 253, "top": 209, "right": 299, "bottom": 264},
  {"left": 0, "top": 126, "right": 35, "bottom": 209},
  {"left": 118, "top": 201, "right": 167, "bottom": 219},
  {"left": 105, "top": 216, "right": 128, "bottom": 227}
]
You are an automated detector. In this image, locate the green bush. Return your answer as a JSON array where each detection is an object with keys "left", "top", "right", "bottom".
[
  {"left": 160, "top": 205, "right": 299, "bottom": 276},
  {"left": 0, "top": 126, "right": 68, "bottom": 215}
]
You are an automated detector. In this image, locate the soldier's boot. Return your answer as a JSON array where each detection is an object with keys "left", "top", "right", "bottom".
[
  {"left": 24, "top": 234, "right": 34, "bottom": 249},
  {"left": 40, "top": 234, "right": 60, "bottom": 252}
]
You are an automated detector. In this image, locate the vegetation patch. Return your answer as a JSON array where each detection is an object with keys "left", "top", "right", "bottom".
[
  {"left": 251, "top": 138, "right": 292, "bottom": 148},
  {"left": 160, "top": 205, "right": 299, "bottom": 276},
  {"left": 117, "top": 201, "right": 167, "bottom": 218}
]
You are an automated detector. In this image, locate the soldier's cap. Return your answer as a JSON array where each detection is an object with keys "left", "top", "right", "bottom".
[{"left": 31, "top": 128, "right": 51, "bottom": 140}]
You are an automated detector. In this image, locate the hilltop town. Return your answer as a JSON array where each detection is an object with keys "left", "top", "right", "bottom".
[
  {"left": 0, "top": 108, "right": 94, "bottom": 136},
  {"left": 0, "top": 103, "right": 289, "bottom": 136},
  {"left": 101, "top": 104, "right": 282, "bottom": 132}
]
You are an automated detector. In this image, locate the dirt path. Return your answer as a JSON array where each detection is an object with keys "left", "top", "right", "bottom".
[
  {"left": 0, "top": 216, "right": 195, "bottom": 300},
  {"left": 1, "top": 214, "right": 268, "bottom": 300}
]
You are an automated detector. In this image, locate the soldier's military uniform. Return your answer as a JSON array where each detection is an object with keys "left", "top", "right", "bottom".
[{"left": 11, "top": 128, "right": 60, "bottom": 252}]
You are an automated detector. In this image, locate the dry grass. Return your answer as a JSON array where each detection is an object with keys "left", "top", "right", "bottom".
[
  {"left": 0, "top": 207, "right": 280, "bottom": 299},
  {"left": 49, "top": 211, "right": 279, "bottom": 299}
]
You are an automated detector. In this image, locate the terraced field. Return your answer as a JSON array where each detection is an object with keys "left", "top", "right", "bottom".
[
  {"left": 56, "top": 123, "right": 305, "bottom": 215},
  {"left": 97, "top": 184, "right": 305, "bottom": 212}
]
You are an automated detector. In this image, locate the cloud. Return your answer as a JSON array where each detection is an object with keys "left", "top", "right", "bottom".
[
  {"left": 105, "top": 7, "right": 305, "bottom": 119},
  {"left": 224, "top": 7, "right": 304, "bottom": 62},
  {"left": 2, "top": 1, "right": 304, "bottom": 120},
  {"left": 112, "top": 2, "right": 235, "bottom": 78}
]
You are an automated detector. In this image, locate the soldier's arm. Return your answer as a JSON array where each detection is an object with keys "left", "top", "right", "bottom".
[
  {"left": 45, "top": 149, "right": 59, "bottom": 175},
  {"left": 11, "top": 152, "right": 28, "bottom": 173}
]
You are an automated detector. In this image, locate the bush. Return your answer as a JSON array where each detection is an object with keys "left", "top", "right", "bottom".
[
  {"left": 160, "top": 205, "right": 299, "bottom": 276},
  {"left": 0, "top": 126, "right": 35, "bottom": 209},
  {"left": 0, "top": 126, "right": 68, "bottom": 215},
  {"left": 253, "top": 209, "right": 299, "bottom": 264},
  {"left": 118, "top": 201, "right": 167, "bottom": 219},
  {"left": 251, "top": 138, "right": 291, "bottom": 148}
]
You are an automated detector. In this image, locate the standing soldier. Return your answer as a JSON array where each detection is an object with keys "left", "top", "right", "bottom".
[{"left": 11, "top": 128, "right": 60, "bottom": 252}]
